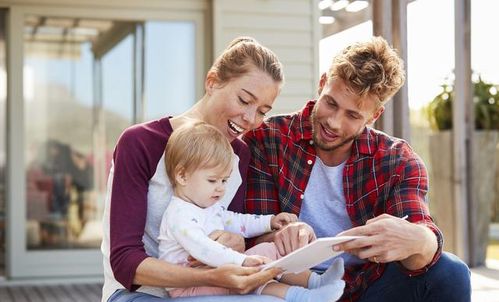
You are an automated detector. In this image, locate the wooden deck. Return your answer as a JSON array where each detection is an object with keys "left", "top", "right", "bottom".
[
  {"left": 0, "top": 272, "right": 497, "bottom": 302},
  {"left": 0, "top": 283, "right": 102, "bottom": 302}
]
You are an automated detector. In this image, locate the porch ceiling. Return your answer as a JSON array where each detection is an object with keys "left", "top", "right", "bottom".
[{"left": 318, "top": 0, "right": 416, "bottom": 37}]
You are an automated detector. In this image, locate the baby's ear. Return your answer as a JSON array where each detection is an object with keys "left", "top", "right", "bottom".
[{"left": 175, "top": 167, "right": 188, "bottom": 186}]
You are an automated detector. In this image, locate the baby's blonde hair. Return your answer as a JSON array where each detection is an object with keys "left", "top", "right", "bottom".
[{"left": 165, "top": 121, "right": 233, "bottom": 187}]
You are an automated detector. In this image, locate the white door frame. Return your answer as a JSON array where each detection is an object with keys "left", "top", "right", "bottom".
[{"left": 5, "top": 1, "right": 208, "bottom": 279}]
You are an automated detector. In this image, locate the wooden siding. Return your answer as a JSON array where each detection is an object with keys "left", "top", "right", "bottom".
[{"left": 213, "top": 0, "right": 319, "bottom": 114}]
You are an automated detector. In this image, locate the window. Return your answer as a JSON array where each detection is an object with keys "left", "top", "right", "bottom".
[{"left": 23, "top": 16, "right": 197, "bottom": 250}]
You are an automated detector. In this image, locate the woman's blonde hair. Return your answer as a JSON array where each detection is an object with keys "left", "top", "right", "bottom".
[
  {"left": 328, "top": 36, "right": 405, "bottom": 107},
  {"left": 209, "top": 36, "right": 284, "bottom": 86},
  {"left": 165, "top": 121, "right": 233, "bottom": 187}
]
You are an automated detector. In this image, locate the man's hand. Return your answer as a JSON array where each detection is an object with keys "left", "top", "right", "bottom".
[
  {"left": 274, "top": 222, "right": 316, "bottom": 256},
  {"left": 271, "top": 212, "right": 298, "bottom": 230},
  {"left": 206, "top": 265, "right": 283, "bottom": 294},
  {"left": 334, "top": 214, "right": 438, "bottom": 270}
]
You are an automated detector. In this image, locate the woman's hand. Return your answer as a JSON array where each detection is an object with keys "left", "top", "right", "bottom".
[
  {"left": 274, "top": 222, "right": 316, "bottom": 256},
  {"left": 206, "top": 264, "right": 283, "bottom": 294},
  {"left": 271, "top": 212, "right": 298, "bottom": 230}
]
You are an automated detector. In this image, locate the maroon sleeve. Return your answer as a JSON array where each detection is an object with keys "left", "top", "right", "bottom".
[
  {"left": 228, "top": 138, "right": 250, "bottom": 213},
  {"left": 109, "top": 120, "right": 170, "bottom": 291}
]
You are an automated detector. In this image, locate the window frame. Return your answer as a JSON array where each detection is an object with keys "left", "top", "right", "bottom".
[{"left": 5, "top": 2, "right": 208, "bottom": 279}]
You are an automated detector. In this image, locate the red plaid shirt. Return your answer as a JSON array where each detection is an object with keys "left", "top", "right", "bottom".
[{"left": 242, "top": 101, "right": 443, "bottom": 301}]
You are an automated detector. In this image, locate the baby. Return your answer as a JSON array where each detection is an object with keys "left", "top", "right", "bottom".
[{"left": 158, "top": 121, "right": 345, "bottom": 301}]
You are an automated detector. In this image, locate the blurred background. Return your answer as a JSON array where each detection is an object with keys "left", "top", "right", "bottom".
[{"left": 0, "top": 0, "right": 497, "bottom": 301}]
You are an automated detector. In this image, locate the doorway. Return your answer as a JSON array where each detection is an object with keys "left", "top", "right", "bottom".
[{"left": 5, "top": 3, "right": 207, "bottom": 280}]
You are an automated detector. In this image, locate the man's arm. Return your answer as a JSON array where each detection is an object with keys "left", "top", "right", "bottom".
[
  {"left": 336, "top": 154, "right": 442, "bottom": 272},
  {"left": 243, "top": 129, "right": 281, "bottom": 217},
  {"left": 399, "top": 221, "right": 439, "bottom": 270},
  {"left": 337, "top": 214, "right": 438, "bottom": 270},
  {"left": 243, "top": 127, "right": 282, "bottom": 245},
  {"left": 243, "top": 130, "right": 316, "bottom": 255}
]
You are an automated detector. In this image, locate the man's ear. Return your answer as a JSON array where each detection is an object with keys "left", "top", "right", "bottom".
[
  {"left": 205, "top": 71, "right": 218, "bottom": 95},
  {"left": 317, "top": 73, "right": 327, "bottom": 96},
  {"left": 369, "top": 106, "right": 385, "bottom": 124},
  {"left": 175, "top": 167, "right": 188, "bottom": 186}
]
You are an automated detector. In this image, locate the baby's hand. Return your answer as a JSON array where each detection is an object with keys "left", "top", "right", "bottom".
[
  {"left": 271, "top": 212, "right": 298, "bottom": 230},
  {"left": 242, "top": 255, "right": 272, "bottom": 267}
]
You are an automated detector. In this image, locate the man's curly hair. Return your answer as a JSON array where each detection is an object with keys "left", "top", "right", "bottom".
[{"left": 328, "top": 36, "right": 405, "bottom": 108}]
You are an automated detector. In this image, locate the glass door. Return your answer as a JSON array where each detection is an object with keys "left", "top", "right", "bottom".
[
  {"left": 24, "top": 16, "right": 102, "bottom": 252},
  {"left": 6, "top": 5, "right": 202, "bottom": 279}
]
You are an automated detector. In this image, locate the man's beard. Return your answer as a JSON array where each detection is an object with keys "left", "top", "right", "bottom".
[
  {"left": 312, "top": 128, "right": 358, "bottom": 152},
  {"left": 311, "top": 110, "right": 359, "bottom": 152}
]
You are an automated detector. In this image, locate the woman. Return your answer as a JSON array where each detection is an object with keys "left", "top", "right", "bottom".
[{"left": 102, "top": 37, "right": 286, "bottom": 302}]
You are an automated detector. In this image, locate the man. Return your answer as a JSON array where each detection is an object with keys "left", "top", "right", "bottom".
[{"left": 243, "top": 37, "right": 471, "bottom": 301}]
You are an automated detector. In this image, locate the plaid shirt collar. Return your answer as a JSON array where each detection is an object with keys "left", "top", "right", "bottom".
[{"left": 294, "top": 100, "right": 379, "bottom": 160}]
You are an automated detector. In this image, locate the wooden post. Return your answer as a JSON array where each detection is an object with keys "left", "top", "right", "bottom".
[
  {"left": 372, "top": 0, "right": 394, "bottom": 135},
  {"left": 453, "top": 0, "right": 472, "bottom": 264},
  {"left": 372, "top": 0, "right": 410, "bottom": 141},
  {"left": 391, "top": 0, "right": 410, "bottom": 141}
]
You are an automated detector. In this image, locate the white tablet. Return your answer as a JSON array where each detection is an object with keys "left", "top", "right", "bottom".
[{"left": 262, "top": 236, "right": 362, "bottom": 273}]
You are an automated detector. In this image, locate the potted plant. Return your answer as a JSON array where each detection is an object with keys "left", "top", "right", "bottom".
[
  {"left": 425, "top": 75, "right": 499, "bottom": 267},
  {"left": 426, "top": 76, "right": 499, "bottom": 131}
]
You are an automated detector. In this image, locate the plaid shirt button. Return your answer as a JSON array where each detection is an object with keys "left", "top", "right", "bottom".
[
  {"left": 309, "top": 140, "right": 314, "bottom": 145},
  {"left": 300, "top": 194, "right": 304, "bottom": 199},
  {"left": 307, "top": 159, "right": 313, "bottom": 165}
]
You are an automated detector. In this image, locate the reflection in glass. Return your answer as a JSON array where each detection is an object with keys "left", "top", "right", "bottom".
[
  {"left": 24, "top": 17, "right": 98, "bottom": 249},
  {"left": 23, "top": 17, "right": 134, "bottom": 250},
  {"left": 144, "top": 22, "right": 195, "bottom": 120},
  {"left": 102, "top": 34, "right": 133, "bottom": 145},
  {"left": 23, "top": 16, "right": 197, "bottom": 250}
]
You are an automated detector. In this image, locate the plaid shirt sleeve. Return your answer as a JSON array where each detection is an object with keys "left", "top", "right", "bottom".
[
  {"left": 387, "top": 152, "right": 443, "bottom": 275},
  {"left": 341, "top": 141, "right": 445, "bottom": 301},
  {"left": 243, "top": 127, "right": 281, "bottom": 216},
  {"left": 242, "top": 127, "right": 282, "bottom": 247}
]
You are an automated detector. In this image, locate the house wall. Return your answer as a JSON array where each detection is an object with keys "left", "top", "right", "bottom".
[
  {"left": 0, "top": 0, "right": 321, "bottom": 279},
  {"left": 213, "top": 0, "right": 320, "bottom": 115},
  {"left": 0, "top": 0, "right": 320, "bottom": 114},
  {"left": 0, "top": 0, "right": 214, "bottom": 279}
]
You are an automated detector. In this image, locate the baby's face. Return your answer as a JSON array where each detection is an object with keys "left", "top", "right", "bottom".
[{"left": 178, "top": 166, "right": 231, "bottom": 208}]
